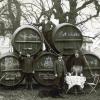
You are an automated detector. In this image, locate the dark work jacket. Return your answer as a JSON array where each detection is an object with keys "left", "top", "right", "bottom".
[
  {"left": 71, "top": 56, "right": 85, "bottom": 67},
  {"left": 54, "top": 59, "right": 66, "bottom": 77},
  {"left": 70, "top": 56, "right": 86, "bottom": 74},
  {"left": 45, "top": 21, "right": 55, "bottom": 32},
  {"left": 23, "top": 56, "right": 33, "bottom": 73},
  {"left": 33, "top": 21, "right": 55, "bottom": 33},
  {"left": 33, "top": 22, "right": 45, "bottom": 33}
]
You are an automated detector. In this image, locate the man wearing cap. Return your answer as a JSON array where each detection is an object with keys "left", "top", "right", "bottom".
[
  {"left": 33, "top": 16, "right": 55, "bottom": 51},
  {"left": 21, "top": 53, "right": 34, "bottom": 90},
  {"left": 53, "top": 55, "right": 67, "bottom": 97}
]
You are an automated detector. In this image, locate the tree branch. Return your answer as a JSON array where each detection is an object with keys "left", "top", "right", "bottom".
[
  {"left": 76, "top": 10, "right": 100, "bottom": 25},
  {"left": 76, "top": 0, "right": 100, "bottom": 25},
  {"left": 76, "top": 0, "right": 94, "bottom": 12}
]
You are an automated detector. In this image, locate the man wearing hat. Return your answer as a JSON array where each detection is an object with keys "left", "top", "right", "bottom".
[
  {"left": 53, "top": 55, "right": 67, "bottom": 97},
  {"left": 33, "top": 15, "right": 55, "bottom": 51},
  {"left": 19, "top": 52, "right": 34, "bottom": 90}
]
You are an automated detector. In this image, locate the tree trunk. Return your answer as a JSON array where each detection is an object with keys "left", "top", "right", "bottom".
[
  {"left": 68, "top": 0, "right": 77, "bottom": 25},
  {"left": 52, "top": 0, "right": 66, "bottom": 23},
  {"left": 8, "top": 0, "right": 21, "bottom": 33}
]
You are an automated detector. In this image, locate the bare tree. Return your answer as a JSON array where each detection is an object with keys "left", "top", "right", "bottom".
[
  {"left": 8, "top": 0, "right": 21, "bottom": 32},
  {"left": 20, "top": 0, "right": 100, "bottom": 24},
  {"left": 0, "top": 0, "right": 21, "bottom": 35},
  {"left": 0, "top": 0, "right": 100, "bottom": 35}
]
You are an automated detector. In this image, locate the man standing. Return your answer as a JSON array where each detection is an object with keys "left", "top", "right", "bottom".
[
  {"left": 53, "top": 55, "right": 67, "bottom": 97},
  {"left": 70, "top": 50, "right": 86, "bottom": 94},
  {"left": 33, "top": 15, "right": 55, "bottom": 33},
  {"left": 33, "top": 16, "right": 55, "bottom": 51},
  {"left": 22, "top": 53, "right": 34, "bottom": 90}
]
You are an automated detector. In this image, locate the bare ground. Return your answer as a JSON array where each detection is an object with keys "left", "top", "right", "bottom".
[{"left": 0, "top": 85, "right": 99, "bottom": 100}]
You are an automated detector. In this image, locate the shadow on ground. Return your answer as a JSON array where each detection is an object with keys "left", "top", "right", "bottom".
[{"left": 0, "top": 84, "right": 99, "bottom": 100}]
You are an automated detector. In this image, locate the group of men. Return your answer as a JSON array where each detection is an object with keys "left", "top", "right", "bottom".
[
  {"left": 51, "top": 50, "right": 86, "bottom": 97},
  {"left": 19, "top": 15, "right": 86, "bottom": 97},
  {"left": 19, "top": 49, "right": 86, "bottom": 98}
]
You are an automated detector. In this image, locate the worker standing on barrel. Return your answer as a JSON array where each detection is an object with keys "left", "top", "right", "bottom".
[
  {"left": 20, "top": 52, "right": 34, "bottom": 90},
  {"left": 53, "top": 55, "right": 67, "bottom": 97},
  {"left": 33, "top": 15, "right": 55, "bottom": 34},
  {"left": 42, "top": 16, "right": 55, "bottom": 51},
  {"left": 33, "top": 15, "right": 55, "bottom": 51}
]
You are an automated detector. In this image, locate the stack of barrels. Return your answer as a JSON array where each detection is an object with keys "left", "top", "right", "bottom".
[{"left": 0, "top": 23, "right": 100, "bottom": 87}]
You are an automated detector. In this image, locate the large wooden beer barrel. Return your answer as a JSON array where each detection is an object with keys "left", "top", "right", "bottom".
[
  {"left": 12, "top": 25, "right": 43, "bottom": 56},
  {"left": 44, "top": 23, "right": 83, "bottom": 55},
  {"left": 83, "top": 53, "right": 100, "bottom": 78},
  {"left": 33, "top": 52, "right": 57, "bottom": 86},
  {"left": 0, "top": 53, "right": 24, "bottom": 87}
]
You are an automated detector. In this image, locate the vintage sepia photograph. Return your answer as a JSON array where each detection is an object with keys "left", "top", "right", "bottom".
[{"left": 0, "top": 0, "right": 100, "bottom": 100}]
